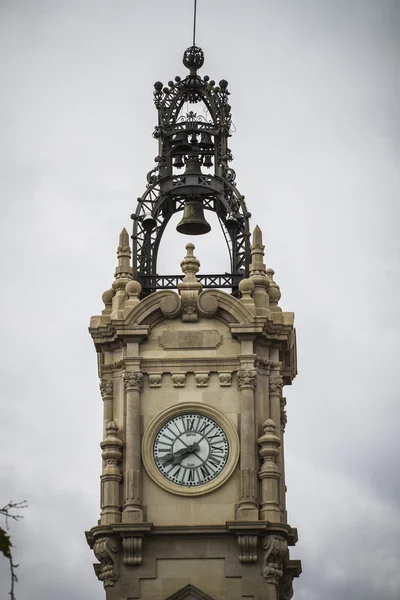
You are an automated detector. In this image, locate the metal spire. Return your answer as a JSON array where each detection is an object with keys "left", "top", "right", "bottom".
[{"left": 193, "top": 0, "right": 197, "bottom": 46}]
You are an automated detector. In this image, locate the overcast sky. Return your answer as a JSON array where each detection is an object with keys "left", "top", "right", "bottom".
[{"left": 1, "top": 1, "right": 399, "bottom": 599}]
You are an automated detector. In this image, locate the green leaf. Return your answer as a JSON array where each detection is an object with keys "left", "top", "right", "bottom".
[{"left": 0, "top": 527, "right": 12, "bottom": 559}]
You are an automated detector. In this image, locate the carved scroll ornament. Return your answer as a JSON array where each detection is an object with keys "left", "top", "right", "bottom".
[
  {"left": 93, "top": 537, "right": 119, "bottom": 587},
  {"left": 262, "top": 535, "right": 288, "bottom": 583}
]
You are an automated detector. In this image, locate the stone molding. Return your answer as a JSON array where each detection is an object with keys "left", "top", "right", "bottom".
[
  {"left": 237, "top": 368, "right": 257, "bottom": 390},
  {"left": 99, "top": 378, "right": 113, "bottom": 398},
  {"left": 123, "top": 371, "right": 143, "bottom": 392}
]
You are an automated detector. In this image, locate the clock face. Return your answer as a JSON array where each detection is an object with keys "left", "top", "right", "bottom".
[{"left": 153, "top": 413, "right": 229, "bottom": 487}]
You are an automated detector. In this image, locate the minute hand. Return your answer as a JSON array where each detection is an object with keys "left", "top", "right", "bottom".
[{"left": 161, "top": 443, "right": 199, "bottom": 465}]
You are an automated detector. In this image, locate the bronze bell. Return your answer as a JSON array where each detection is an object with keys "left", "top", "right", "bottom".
[
  {"left": 171, "top": 131, "right": 192, "bottom": 154},
  {"left": 198, "top": 132, "right": 214, "bottom": 149},
  {"left": 203, "top": 153, "right": 213, "bottom": 168},
  {"left": 142, "top": 212, "right": 157, "bottom": 231},
  {"left": 176, "top": 198, "right": 211, "bottom": 235},
  {"left": 173, "top": 154, "right": 184, "bottom": 169},
  {"left": 225, "top": 212, "right": 239, "bottom": 231},
  {"left": 183, "top": 156, "right": 202, "bottom": 174}
]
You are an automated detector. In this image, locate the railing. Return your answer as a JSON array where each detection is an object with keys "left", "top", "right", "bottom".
[{"left": 138, "top": 273, "right": 243, "bottom": 291}]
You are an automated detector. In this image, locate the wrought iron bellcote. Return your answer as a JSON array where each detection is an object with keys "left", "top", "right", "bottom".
[{"left": 132, "top": 45, "right": 251, "bottom": 294}]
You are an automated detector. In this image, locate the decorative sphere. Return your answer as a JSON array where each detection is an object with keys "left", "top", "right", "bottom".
[
  {"left": 182, "top": 45, "right": 204, "bottom": 71},
  {"left": 125, "top": 279, "right": 142, "bottom": 297},
  {"left": 154, "top": 81, "right": 163, "bottom": 91},
  {"left": 102, "top": 288, "right": 115, "bottom": 306},
  {"left": 239, "top": 278, "right": 255, "bottom": 295}
]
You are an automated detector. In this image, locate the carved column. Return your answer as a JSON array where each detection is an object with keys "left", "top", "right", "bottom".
[
  {"left": 99, "top": 378, "right": 113, "bottom": 439},
  {"left": 100, "top": 421, "right": 123, "bottom": 525},
  {"left": 236, "top": 367, "right": 258, "bottom": 521},
  {"left": 280, "top": 396, "right": 288, "bottom": 522},
  {"left": 123, "top": 371, "right": 144, "bottom": 522},
  {"left": 269, "top": 363, "right": 283, "bottom": 515},
  {"left": 258, "top": 419, "right": 281, "bottom": 522}
]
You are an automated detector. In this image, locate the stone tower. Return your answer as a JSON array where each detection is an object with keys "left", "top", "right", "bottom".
[{"left": 86, "top": 45, "right": 301, "bottom": 600}]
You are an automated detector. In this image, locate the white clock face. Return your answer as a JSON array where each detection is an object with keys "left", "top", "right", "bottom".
[{"left": 153, "top": 413, "right": 229, "bottom": 487}]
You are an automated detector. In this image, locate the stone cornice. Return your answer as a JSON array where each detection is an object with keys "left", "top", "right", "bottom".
[
  {"left": 86, "top": 522, "right": 298, "bottom": 544},
  {"left": 140, "top": 357, "right": 240, "bottom": 372}
]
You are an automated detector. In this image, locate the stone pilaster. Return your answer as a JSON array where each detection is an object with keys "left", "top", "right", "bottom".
[
  {"left": 258, "top": 419, "right": 281, "bottom": 522},
  {"left": 269, "top": 360, "right": 284, "bottom": 516},
  {"left": 280, "top": 396, "right": 288, "bottom": 522},
  {"left": 122, "top": 371, "right": 144, "bottom": 522},
  {"left": 99, "top": 378, "right": 113, "bottom": 439},
  {"left": 100, "top": 421, "right": 123, "bottom": 525},
  {"left": 236, "top": 367, "right": 258, "bottom": 521}
]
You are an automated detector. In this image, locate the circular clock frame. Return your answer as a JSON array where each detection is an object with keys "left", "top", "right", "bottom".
[{"left": 142, "top": 402, "right": 239, "bottom": 496}]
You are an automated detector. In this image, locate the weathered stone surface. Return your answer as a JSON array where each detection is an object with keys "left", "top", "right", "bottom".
[
  {"left": 87, "top": 234, "right": 300, "bottom": 599},
  {"left": 159, "top": 330, "right": 222, "bottom": 350}
]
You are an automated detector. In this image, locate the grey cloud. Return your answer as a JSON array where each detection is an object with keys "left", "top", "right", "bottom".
[{"left": 1, "top": 1, "right": 399, "bottom": 599}]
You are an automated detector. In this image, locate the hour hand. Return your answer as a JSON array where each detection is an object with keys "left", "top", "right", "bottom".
[{"left": 160, "top": 443, "right": 199, "bottom": 465}]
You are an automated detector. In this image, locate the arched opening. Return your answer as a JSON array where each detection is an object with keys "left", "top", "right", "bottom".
[{"left": 157, "top": 211, "right": 231, "bottom": 276}]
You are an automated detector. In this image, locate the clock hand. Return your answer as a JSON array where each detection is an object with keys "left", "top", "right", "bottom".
[{"left": 160, "top": 443, "right": 200, "bottom": 465}]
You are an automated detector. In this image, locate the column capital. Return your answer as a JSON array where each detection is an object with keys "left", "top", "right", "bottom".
[
  {"left": 123, "top": 371, "right": 143, "bottom": 392},
  {"left": 269, "top": 376, "right": 283, "bottom": 395},
  {"left": 99, "top": 378, "right": 113, "bottom": 398},
  {"left": 237, "top": 368, "right": 257, "bottom": 390}
]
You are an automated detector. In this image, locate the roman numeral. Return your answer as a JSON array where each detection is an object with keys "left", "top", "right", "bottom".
[
  {"left": 200, "top": 464, "right": 212, "bottom": 478},
  {"left": 188, "top": 469, "right": 195, "bottom": 484},
  {"left": 199, "top": 421, "right": 212, "bottom": 435},
  {"left": 185, "top": 417, "right": 196, "bottom": 431},
  {"left": 207, "top": 432, "right": 221, "bottom": 442},
  {"left": 210, "top": 444, "right": 225, "bottom": 453},
  {"left": 208, "top": 455, "right": 222, "bottom": 467},
  {"left": 171, "top": 466, "right": 181, "bottom": 480}
]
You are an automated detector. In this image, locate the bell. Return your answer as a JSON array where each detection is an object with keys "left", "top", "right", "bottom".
[
  {"left": 198, "top": 132, "right": 214, "bottom": 149},
  {"left": 173, "top": 154, "right": 184, "bottom": 169},
  {"left": 142, "top": 212, "right": 157, "bottom": 231},
  {"left": 176, "top": 198, "right": 211, "bottom": 235},
  {"left": 203, "top": 153, "right": 213, "bottom": 168},
  {"left": 184, "top": 156, "right": 202, "bottom": 175},
  {"left": 171, "top": 132, "right": 192, "bottom": 154},
  {"left": 225, "top": 212, "right": 239, "bottom": 231}
]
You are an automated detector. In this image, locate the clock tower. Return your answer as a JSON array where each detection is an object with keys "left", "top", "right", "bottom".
[{"left": 86, "top": 44, "right": 301, "bottom": 600}]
